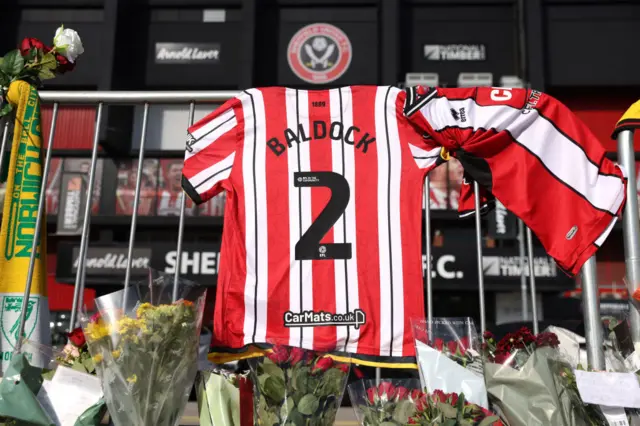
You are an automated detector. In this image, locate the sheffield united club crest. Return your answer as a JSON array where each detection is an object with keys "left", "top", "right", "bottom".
[{"left": 287, "top": 23, "right": 352, "bottom": 84}]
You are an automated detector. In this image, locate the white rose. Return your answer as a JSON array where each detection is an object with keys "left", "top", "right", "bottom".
[{"left": 53, "top": 26, "right": 84, "bottom": 63}]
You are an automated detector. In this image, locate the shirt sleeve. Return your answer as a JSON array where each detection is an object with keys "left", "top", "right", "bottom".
[{"left": 182, "top": 98, "right": 240, "bottom": 204}]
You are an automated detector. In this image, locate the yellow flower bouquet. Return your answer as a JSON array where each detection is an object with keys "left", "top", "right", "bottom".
[{"left": 82, "top": 270, "right": 207, "bottom": 426}]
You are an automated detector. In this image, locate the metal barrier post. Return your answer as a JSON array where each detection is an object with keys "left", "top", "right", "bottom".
[
  {"left": 618, "top": 129, "right": 640, "bottom": 343},
  {"left": 473, "top": 181, "right": 486, "bottom": 334},
  {"left": 69, "top": 103, "right": 104, "bottom": 329},
  {"left": 172, "top": 102, "right": 196, "bottom": 302},
  {"left": 122, "top": 103, "right": 150, "bottom": 309},
  {"left": 424, "top": 175, "right": 433, "bottom": 340},
  {"left": 518, "top": 219, "right": 528, "bottom": 321},
  {"left": 14, "top": 104, "right": 59, "bottom": 352},
  {"left": 582, "top": 256, "right": 605, "bottom": 369},
  {"left": 526, "top": 228, "right": 539, "bottom": 334}
]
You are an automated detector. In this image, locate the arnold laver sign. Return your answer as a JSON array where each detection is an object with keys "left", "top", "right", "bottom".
[
  {"left": 72, "top": 247, "right": 151, "bottom": 276},
  {"left": 423, "top": 44, "right": 486, "bottom": 61},
  {"left": 155, "top": 43, "right": 221, "bottom": 64}
]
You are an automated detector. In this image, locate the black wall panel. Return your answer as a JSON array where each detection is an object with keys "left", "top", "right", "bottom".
[
  {"left": 546, "top": 4, "right": 640, "bottom": 87},
  {"left": 407, "top": 5, "right": 518, "bottom": 86},
  {"left": 276, "top": 7, "right": 379, "bottom": 86},
  {"left": 17, "top": 8, "right": 107, "bottom": 87},
  {"left": 144, "top": 8, "right": 243, "bottom": 88}
]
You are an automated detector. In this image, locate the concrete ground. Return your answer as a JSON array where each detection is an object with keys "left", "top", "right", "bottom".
[{"left": 179, "top": 402, "right": 359, "bottom": 425}]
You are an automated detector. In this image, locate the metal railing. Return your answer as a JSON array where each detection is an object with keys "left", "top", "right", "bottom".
[{"left": 1, "top": 90, "right": 637, "bottom": 369}]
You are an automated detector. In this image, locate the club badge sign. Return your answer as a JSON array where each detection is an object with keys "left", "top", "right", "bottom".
[{"left": 287, "top": 23, "right": 352, "bottom": 84}]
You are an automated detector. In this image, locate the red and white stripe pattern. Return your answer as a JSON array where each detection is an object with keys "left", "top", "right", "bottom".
[
  {"left": 406, "top": 86, "right": 627, "bottom": 275},
  {"left": 183, "top": 86, "right": 436, "bottom": 358}
]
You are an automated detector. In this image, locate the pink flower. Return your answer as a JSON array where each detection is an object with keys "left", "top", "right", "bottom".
[
  {"left": 289, "top": 347, "right": 306, "bottom": 365},
  {"left": 311, "top": 357, "right": 333, "bottom": 374}
]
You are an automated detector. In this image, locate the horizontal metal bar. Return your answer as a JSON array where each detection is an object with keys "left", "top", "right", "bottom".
[{"left": 38, "top": 91, "right": 240, "bottom": 104}]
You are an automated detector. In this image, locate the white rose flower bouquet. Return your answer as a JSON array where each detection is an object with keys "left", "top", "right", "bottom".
[{"left": 0, "top": 24, "right": 84, "bottom": 116}]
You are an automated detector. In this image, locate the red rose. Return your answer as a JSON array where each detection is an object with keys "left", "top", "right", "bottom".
[
  {"left": 19, "top": 38, "right": 49, "bottom": 56},
  {"left": 378, "top": 382, "right": 397, "bottom": 399},
  {"left": 67, "top": 328, "right": 86, "bottom": 347},
  {"left": 90, "top": 311, "right": 102, "bottom": 323},
  {"left": 267, "top": 345, "right": 290, "bottom": 364},
  {"left": 289, "top": 347, "right": 306, "bottom": 365},
  {"left": 415, "top": 393, "right": 428, "bottom": 411},
  {"left": 408, "top": 418, "right": 417, "bottom": 424},
  {"left": 434, "top": 338, "right": 444, "bottom": 351},
  {"left": 483, "top": 330, "right": 494, "bottom": 340},
  {"left": 493, "top": 352, "right": 511, "bottom": 365},
  {"left": 431, "top": 389, "right": 447, "bottom": 403},
  {"left": 367, "top": 387, "right": 377, "bottom": 404},
  {"left": 338, "top": 363, "right": 349, "bottom": 374},
  {"left": 353, "top": 367, "right": 364, "bottom": 379},
  {"left": 311, "top": 356, "right": 333, "bottom": 374},
  {"left": 447, "top": 340, "right": 458, "bottom": 355},
  {"left": 55, "top": 53, "right": 76, "bottom": 74},
  {"left": 410, "top": 389, "right": 422, "bottom": 401},
  {"left": 459, "top": 336, "right": 470, "bottom": 353},
  {"left": 395, "top": 386, "right": 410, "bottom": 400},
  {"left": 449, "top": 392, "right": 459, "bottom": 406}
]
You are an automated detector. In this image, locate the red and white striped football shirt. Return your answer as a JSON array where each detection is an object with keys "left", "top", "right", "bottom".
[{"left": 182, "top": 86, "right": 444, "bottom": 358}]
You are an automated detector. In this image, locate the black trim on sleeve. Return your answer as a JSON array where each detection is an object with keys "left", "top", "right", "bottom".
[
  {"left": 403, "top": 87, "right": 437, "bottom": 117},
  {"left": 181, "top": 174, "right": 204, "bottom": 205}
]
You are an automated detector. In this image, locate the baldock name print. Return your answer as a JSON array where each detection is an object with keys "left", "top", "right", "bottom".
[{"left": 267, "top": 120, "right": 375, "bottom": 157}]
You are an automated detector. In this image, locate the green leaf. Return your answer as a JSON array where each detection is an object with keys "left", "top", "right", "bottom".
[
  {"left": 280, "top": 396, "right": 295, "bottom": 419},
  {"left": 477, "top": 416, "right": 500, "bottom": 426},
  {"left": 261, "top": 358, "right": 286, "bottom": 382},
  {"left": 379, "top": 422, "right": 397, "bottom": 426},
  {"left": 392, "top": 399, "right": 415, "bottom": 424},
  {"left": 437, "top": 402, "right": 458, "bottom": 419},
  {"left": 443, "top": 419, "right": 457, "bottom": 426},
  {"left": 0, "top": 102, "right": 12, "bottom": 117},
  {"left": 0, "top": 50, "right": 24, "bottom": 76},
  {"left": 293, "top": 366, "right": 310, "bottom": 391},
  {"left": 40, "top": 52, "right": 58, "bottom": 70},
  {"left": 37, "top": 67, "right": 56, "bottom": 81},
  {"left": 41, "top": 369, "right": 55, "bottom": 381},
  {"left": 263, "top": 375, "right": 286, "bottom": 403},
  {"left": 82, "top": 356, "right": 95, "bottom": 373},
  {"left": 288, "top": 408, "right": 305, "bottom": 426},
  {"left": 298, "top": 394, "right": 319, "bottom": 416}
]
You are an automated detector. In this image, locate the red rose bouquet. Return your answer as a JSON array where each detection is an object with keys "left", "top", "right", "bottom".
[
  {"left": 0, "top": 25, "right": 84, "bottom": 117},
  {"left": 248, "top": 344, "right": 350, "bottom": 426},
  {"left": 407, "top": 390, "right": 504, "bottom": 426},
  {"left": 347, "top": 379, "right": 422, "bottom": 426},
  {"left": 482, "top": 327, "right": 565, "bottom": 426},
  {"left": 412, "top": 318, "right": 488, "bottom": 409}
]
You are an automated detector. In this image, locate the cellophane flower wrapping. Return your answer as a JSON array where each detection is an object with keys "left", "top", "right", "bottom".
[
  {"left": 407, "top": 389, "right": 504, "bottom": 426},
  {"left": 0, "top": 340, "right": 106, "bottom": 426},
  {"left": 196, "top": 365, "right": 253, "bottom": 426},
  {"left": 412, "top": 317, "right": 488, "bottom": 409},
  {"left": 347, "top": 379, "right": 422, "bottom": 426},
  {"left": 81, "top": 269, "right": 207, "bottom": 426},
  {"left": 482, "top": 327, "right": 565, "bottom": 426},
  {"left": 248, "top": 344, "right": 350, "bottom": 426}
]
